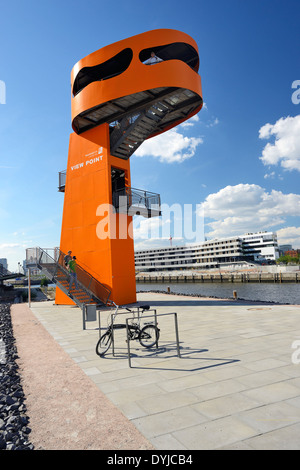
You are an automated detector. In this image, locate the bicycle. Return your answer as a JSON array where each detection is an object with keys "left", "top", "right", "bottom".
[{"left": 95, "top": 304, "right": 160, "bottom": 357}]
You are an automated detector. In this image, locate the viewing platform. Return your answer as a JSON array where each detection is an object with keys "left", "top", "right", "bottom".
[
  {"left": 58, "top": 171, "right": 161, "bottom": 218},
  {"left": 71, "top": 30, "right": 203, "bottom": 147}
]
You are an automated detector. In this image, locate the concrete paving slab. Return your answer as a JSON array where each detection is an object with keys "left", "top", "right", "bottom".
[
  {"left": 172, "top": 415, "right": 258, "bottom": 449},
  {"left": 235, "top": 422, "right": 300, "bottom": 450},
  {"left": 27, "top": 292, "right": 300, "bottom": 450},
  {"left": 132, "top": 405, "right": 208, "bottom": 439}
]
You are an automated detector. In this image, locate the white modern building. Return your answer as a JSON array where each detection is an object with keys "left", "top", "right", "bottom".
[
  {"left": 134, "top": 231, "right": 279, "bottom": 272},
  {"left": 241, "top": 232, "right": 279, "bottom": 261}
]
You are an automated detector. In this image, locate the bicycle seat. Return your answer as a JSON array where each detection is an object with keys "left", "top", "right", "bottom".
[
  {"left": 140, "top": 305, "right": 150, "bottom": 310},
  {"left": 112, "top": 324, "right": 127, "bottom": 329}
]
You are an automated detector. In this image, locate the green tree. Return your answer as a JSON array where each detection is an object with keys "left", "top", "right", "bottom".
[{"left": 40, "top": 277, "right": 49, "bottom": 287}]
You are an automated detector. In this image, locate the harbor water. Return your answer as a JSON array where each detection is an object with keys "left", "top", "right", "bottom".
[{"left": 136, "top": 282, "right": 300, "bottom": 305}]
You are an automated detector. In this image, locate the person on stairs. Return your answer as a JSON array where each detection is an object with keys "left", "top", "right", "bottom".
[
  {"left": 68, "top": 256, "right": 78, "bottom": 295},
  {"left": 64, "top": 250, "right": 72, "bottom": 267}
]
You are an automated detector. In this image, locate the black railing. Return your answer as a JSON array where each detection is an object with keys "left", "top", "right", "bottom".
[
  {"left": 58, "top": 170, "right": 67, "bottom": 192},
  {"left": 112, "top": 187, "right": 161, "bottom": 217},
  {"left": 26, "top": 247, "right": 111, "bottom": 306},
  {"left": 57, "top": 251, "right": 111, "bottom": 305}
]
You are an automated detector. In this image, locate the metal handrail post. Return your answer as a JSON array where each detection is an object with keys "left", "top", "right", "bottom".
[
  {"left": 98, "top": 309, "right": 102, "bottom": 338},
  {"left": 38, "top": 248, "right": 43, "bottom": 266},
  {"left": 153, "top": 309, "right": 158, "bottom": 349},
  {"left": 174, "top": 312, "right": 181, "bottom": 358},
  {"left": 82, "top": 305, "right": 86, "bottom": 330},
  {"left": 126, "top": 319, "right": 132, "bottom": 368},
  {"left": 28, "top": 267, "right": 31, "bottom": 308},
  {"left": 53, "top": 261, "right": 59, "bottom": 280},
  {"left": 125, "top": 312, "right": 181, "bottom": 366},
  {"left": 111, "top": 313, "right": 115, "bottom": 356}
]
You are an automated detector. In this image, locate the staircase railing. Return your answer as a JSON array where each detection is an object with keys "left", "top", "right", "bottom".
[
  {"left": 57, "top": 251, "right": 111, "bottom": 305},
  {"left": 26, "top": 247, "right": 111, "bottom": 307}
]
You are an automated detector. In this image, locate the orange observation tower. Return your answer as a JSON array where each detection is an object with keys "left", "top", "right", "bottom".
[{"left": 55, "top": 28, "right": 203, "bottom": 307}]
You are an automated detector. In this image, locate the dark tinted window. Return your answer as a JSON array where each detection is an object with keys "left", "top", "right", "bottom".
[{"left": 73, "top": 48, "right": 133, "bottom": 96}]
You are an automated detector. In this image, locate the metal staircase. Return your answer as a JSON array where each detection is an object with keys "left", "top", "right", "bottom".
[
  {"left": 26, "top": 248, "right": 111, "bottom": 309},
  {"left": 109, "top": 101, "right": 170, "bottom": 159}
]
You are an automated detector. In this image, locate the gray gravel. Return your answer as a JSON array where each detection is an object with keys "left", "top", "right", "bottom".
[{"left": 0, "top": 302, "right": 34, "bottom": 450}]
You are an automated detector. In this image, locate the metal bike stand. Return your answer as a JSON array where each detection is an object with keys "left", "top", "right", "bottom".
[
  {"left": 110, "top": 310, "right": 129, "bottom": 356},
  {"left": 126, "top": 312, "right": 181, "bottom": 368},
  {"left": 108, "top": 308, "right": 157, "bottom": 357},
  {"left": 96, "top": 306, "right": 159, "bottom": 358},
  {"left": 82, "top": 304, "right": 97, "bottom": 330},
  {"left": 97, "top": 302, "right": 119, "bottom": 339},
  {"left": 126, "top": 320, "right": 131, "bottom": 366},
  {"left": 97, "top": 308, "right": 106, "bottom": 337},
  {"left": 82, "top": 305, "right": 86, "bottom": 330},
  {"left": 97, "top": 309, "right": 101, "bottom": 337},
  {"left": 111, "top": 313, "right": 116, "bottom": 356}
]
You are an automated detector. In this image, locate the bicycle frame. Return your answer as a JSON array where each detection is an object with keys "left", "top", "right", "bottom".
[{"left": 109, "top": 307, "right": 158, "bottom": 356}]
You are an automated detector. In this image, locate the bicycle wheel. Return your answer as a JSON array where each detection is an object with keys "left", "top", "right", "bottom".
[
  {"left": 139, "top": 325, "right": 160, "bottom": 348},
  {"left": 96, "top": 331, "right": 112, "bottom": 357}
]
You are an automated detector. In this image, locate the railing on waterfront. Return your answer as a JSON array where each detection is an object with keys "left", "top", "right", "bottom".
[{"left": 136, "top": 272, "right": 300, "bottom": 283}]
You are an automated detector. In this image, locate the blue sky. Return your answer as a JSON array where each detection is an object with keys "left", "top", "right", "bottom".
[{"left": 0, "top": 0, "right": 299, "bottom": 270}]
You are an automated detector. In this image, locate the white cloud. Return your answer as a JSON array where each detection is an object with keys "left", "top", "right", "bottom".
[
  {"left": 180, "top": 114, "right": 200, "bottom": 128},
  {"left": 277, "top": 226, "right": 300, "bottom": 249},
  {"left": 206, "top": 117, "right": 219, "bottom": 127},
  {"left": 0, "top": 243, "right": 22, "bottom": 250},
  {"left": 133, "top": 216, "right": 164, "bottom": 240},
  {"left": 259, "top": 115, "right": 300, "bottom": 172},
  {"left": 264, "top": 171, "right": 275, "bottom": 179},
  {"left": 133, "top": 215, "right": 181, "bottom": 251},
  {"left": 133, "top": 211, "right": 184, "bottom": 241},
  {"left": 199, "top": 184, "right": 300, "bottom": 239},
  {"left": 0, "top": 243, "right": 25, "bottom": 272},
  {"left": 134, "top": 128, "right": 203, "bottom": 163}
]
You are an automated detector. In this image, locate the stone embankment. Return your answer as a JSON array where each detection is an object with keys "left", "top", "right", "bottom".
[{"left": 0, "top": 303, "right": 34, "bottom": 450}]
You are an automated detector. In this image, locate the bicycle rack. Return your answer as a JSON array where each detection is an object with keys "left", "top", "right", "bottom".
[
  {"left": 96, "top": 306, "right": 181, "bottom": 367},
  {"left": 110, "top": 308, "right": 158, "bottom": 357},
  {"left": 97, "top": 305, "right": 156, "bottom": 339},
  {"left": 126, "top": 312, "right": 181, "bottom": 368}
]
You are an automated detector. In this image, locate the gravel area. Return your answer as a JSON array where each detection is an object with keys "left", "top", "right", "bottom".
[
  {"left": 0, "top": 302, "right": 34, "bottom": 450},
  {"left": 8, "top": 303, "right": 153, "bottom": 450}
]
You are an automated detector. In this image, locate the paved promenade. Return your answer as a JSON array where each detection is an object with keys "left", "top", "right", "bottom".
[{"left": 28, "top": 292, "right": 300, "bottom": 450}]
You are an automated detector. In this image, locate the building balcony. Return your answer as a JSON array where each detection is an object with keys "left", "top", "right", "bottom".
[
  {"left": 112, "top": 187, "right": 161, "bottom": 218},
  {"left": 58, "top": 170, "right": 66, "bottom": 192}
]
